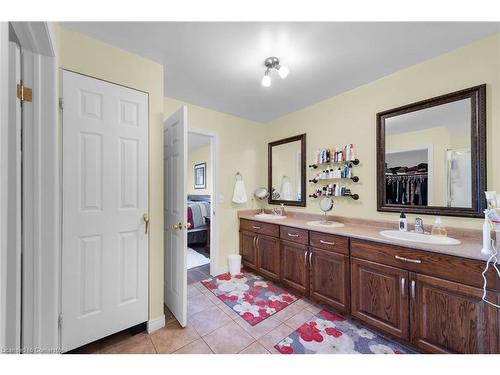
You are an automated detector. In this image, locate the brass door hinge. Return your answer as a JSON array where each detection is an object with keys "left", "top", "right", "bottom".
[{"left": 16, "top": 84, "right": 32, "bottom": 102}]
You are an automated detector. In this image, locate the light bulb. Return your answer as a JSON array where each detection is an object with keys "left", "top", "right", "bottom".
[
  {"left": 278, "top": 66, "right": 289, "bottom": 79},
  {"left": 261, "top": 74, "right": 271, "bottom": 87}
]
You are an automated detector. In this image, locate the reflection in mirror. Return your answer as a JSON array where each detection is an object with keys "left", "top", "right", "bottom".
[
  {"left": 377, "top": 84, "right": 486, "bottom": 218},
  {"left": 272, "top": 140, "right": 302, "bottom": 201},
  {"left": 268, "top": 134, "right": 306, "bottom": 207},
  {"left": 385, "top": 98, "right": 471, "bottom": 208}
]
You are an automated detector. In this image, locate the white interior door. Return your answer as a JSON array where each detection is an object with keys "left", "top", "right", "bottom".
[
  {"left": 164, "top": 106, "right": 187, "bottom": 327},
  {"left": 62, "top": 71, "right": 149, "bottom": 352}
]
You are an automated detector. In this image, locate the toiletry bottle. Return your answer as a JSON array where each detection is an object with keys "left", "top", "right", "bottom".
[
  {"left": 399, "top": 212, "right": 408, "bottom": 231},
  {"left": 431, "top": 217, "right": 447, "bottom": 236},
  {"left": 481, "top": 210, "right": 493, "bottom": 255}
]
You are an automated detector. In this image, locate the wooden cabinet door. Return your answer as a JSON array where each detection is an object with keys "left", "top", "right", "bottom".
[
  {"left": 410, "top": 273, "right": 500, "bottom": 354},
  {"left": 281, "top": 240, "right": 309, "bottom": 295},
  {"left": 351, "top": 257, "right": 409, "bottom": 340},
  {"left": 257, "top": 234, "right": 280, "bottom": 281},
  {"left": 240, "top": 230, "right": 258, "bottom": 271},
  {"left": 310, "top": 248, "right": 350, "bottom": 313}
]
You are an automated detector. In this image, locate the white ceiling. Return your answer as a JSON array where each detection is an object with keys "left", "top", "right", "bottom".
[
  {"left": 62, "top": 22, "right": 500, "bottom": 123},
  {"left": 188, "top": 132, "right": 210, "bottom": 152}
]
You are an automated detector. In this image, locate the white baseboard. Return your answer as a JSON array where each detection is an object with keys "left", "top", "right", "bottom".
[
  {"left": 147, "top": 314, "right": 165, "bottom": 333},
  {"left": 213, "top": 264, "right": 227, "bottom": 276}
]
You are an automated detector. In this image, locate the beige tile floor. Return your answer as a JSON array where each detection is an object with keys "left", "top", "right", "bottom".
[{"left": 71, "top": 281, "right": 324, "bottom": 354}]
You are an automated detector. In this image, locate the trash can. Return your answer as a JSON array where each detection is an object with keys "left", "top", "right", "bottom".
[{"left": 228, "top": 255, "right": 242, "bottom": 276}]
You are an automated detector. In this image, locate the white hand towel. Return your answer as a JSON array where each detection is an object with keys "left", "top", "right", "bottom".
[
  {"left": 232, "top": 179, "right": 248, "bottom": 204},
  {"left": 281, "top": 181, "right": 292, "bottom": 201}
]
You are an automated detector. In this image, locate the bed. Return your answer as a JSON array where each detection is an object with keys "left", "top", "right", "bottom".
[{"left": 187, "top": 195, "right": 211, "bottom": 253}]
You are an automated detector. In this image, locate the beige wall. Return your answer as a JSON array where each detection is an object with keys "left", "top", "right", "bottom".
[
  {"left": 55, "top": 26, "right": 165, "bottom": 320},
  {"left": 267, "top": 33, "right": 500, "bottom": 230},
  {"left": 188, "top": 145, "right": 212, "bottom": 195},
  {"left": 164, "top": 98, "right": 267, "bottom": 273}
]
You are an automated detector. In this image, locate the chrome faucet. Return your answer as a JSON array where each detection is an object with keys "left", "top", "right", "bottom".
[
  {"left": 272, "top": 204, "right": 285, "bottom": 216},
  {"left": 414, "top": 217, "right": 424, "bottom": 233}
]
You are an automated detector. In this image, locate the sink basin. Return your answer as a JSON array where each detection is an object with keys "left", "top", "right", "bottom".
[
  {"left": 379, "top": 230, "right": 461, "bottom": 245},
  {"left": 254, "top": 213, "right": 287, "bottom": 220},
  {"left": 306, "top": 220, "right": 345, "bottom": 228}
]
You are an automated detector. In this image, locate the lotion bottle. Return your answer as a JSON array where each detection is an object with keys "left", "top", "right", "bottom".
[{"left": 399, "top": 211, "right": 408, "bottom": 231}]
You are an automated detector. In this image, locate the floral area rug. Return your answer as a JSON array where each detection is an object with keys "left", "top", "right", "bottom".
[
  {"left": 275, "top": 309, "right": 414, "bottom": 354},
  {"left": 201, "top": 272, "right": 301, "bottom": 326}
]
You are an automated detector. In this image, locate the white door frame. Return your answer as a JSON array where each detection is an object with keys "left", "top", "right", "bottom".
[
  {"left": 0, "top": 22, "right": 11, "bottom": 352},
  {"left": 0, "top": 22, "right": 59, "bottom": 353},
  {"left": 188, "top": 127, "right": 220, "bottom": 276}
]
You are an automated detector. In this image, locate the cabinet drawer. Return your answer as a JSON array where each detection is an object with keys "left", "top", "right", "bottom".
[
  {"left": 240, "top": 219, "right": 279, "bottom": 237},
  {"left": 280, "top": 226, "right": 309, "bottom": 245},
  {"left": 309, "top": 231, "right": 349, "bottom": 255},
  {"left": 351, "top": 239, "right": 500, "bottom": 291}
]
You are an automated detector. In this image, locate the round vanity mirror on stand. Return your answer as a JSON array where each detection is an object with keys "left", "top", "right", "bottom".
[
  {"left": 319, "top": 197, "right": 334, "bottom": 224},
  {"left": 254, "top": 187, "right": 269, "bottom": 214}
]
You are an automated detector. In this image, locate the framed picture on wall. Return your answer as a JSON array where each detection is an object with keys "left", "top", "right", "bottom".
[{"left": 194, "top": 162, "right": 206, "bottom": 189}]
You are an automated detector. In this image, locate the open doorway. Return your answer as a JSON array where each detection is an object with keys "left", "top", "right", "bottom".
[
  {"left": 186, "top": 131, "right": 214, "bottom": 284},
  {"left": 163, "top": 107, "right": 219, "bottom": 327}
]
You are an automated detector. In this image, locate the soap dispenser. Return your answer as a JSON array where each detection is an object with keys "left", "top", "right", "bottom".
[
  {"left": 399, "top": 211, "right": 407, "bottom": 231},
  {"left": 431, "top": 217, "right": 447, "bottom": 236}
]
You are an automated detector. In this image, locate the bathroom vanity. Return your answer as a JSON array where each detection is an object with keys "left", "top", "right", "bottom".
[
  {"left": 238, "top": 212, "right": 500, "bottom": 354},
  {"left": 251, "top": 85, "right": 497, "bottom": 353}
]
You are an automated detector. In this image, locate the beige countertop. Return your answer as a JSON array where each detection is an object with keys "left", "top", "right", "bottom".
[{"left": 238, "top": 210, "right": 490, "bottom": 262}]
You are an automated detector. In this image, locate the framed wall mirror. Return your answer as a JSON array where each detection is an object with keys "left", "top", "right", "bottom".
[
  {"left": 268, "top": 134, "right": 306, "bottom": 207},
  {"left": 377, "top": 84, "right": 486, "bottom": 218}
]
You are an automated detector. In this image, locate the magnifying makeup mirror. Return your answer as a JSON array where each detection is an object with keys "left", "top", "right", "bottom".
[
  {"left": 319, "top": 197, "right": 334, "bottom": 224},
  {"left": 254, "top": 187, "right": 269, "bottom": 214}
]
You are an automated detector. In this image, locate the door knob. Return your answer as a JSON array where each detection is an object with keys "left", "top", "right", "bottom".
[
  {"left": 143, "top": 213, "right": 150, "bottom": 234},
  {"left": 172, "top": 222, "right": 182, "bottom": 230}
]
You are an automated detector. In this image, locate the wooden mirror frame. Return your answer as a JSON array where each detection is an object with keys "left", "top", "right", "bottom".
[
  {"left": 268, "top": 134, "right": 307, "bottom": 207},
  {"left": 377, "top": 84, "right": 486, "bottom": 218}
]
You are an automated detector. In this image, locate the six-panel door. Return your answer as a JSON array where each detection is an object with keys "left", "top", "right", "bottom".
[
  {"left": 410, "top": 273, "right": 500, "bottom": 353},
  {"left": 280, "top": 239, "right": 309, "bottom": 295},
  {"left": 351, "top": 257, "right": 410, "bottom": 340},
  {"left": 62, "top": 71, "right": 149, "bottom": 352},
  {"left": 309, "top": 248, "right": 350, "bottom": 313}
]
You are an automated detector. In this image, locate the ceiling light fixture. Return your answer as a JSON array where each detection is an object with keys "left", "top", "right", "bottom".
[{"left": 261, "top": 56, "right": 289, "bottom": 87}]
